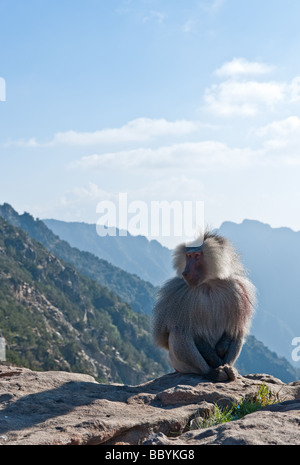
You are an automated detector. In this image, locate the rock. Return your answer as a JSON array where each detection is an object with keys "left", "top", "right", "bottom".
[
  {"left": 0, "top": 364, "right": 299, "bottom": 445},
  {"left": 145, "top": 400, "right": 300, "bottom": 445}
]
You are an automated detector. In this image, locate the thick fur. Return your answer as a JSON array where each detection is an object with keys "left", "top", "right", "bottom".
[{"left": 153, "top": 232, "right": 256, "bottom": 382}]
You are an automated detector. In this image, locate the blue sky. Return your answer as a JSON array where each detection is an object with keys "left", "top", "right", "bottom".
[{"left": 1, "top": 0, "right": 300, "bottom": 247}]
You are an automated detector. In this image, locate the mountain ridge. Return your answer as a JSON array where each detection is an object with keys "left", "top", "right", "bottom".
[
  {"left": 0, "top": 203, "right": 299, "bottom": 382},
  {"left": 42, "top": 213, "right": 300, "bottom": 368},
  {"left": 0, "top": 203, "right": 156, "bottom": 316},
  {"left": 0, "top": 215, "right": 169, "bottom": 383},
  {"left": 219, "top": 219, "right": 300, "bottom": 367},
  {"left": 43, "top": 218, "right": 173, "bottom": 286}
]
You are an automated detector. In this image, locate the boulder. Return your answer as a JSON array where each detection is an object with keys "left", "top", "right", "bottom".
[{"left": 0, "top": 364, "right": 299, "bottom": 445}]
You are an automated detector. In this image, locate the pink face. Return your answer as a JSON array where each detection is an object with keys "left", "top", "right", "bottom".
[{"left": 182, "top": 251, "right": 205, "bottom": 287}]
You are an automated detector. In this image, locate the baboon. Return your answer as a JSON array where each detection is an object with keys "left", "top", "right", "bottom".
[{"left": 153, "top": 232, "right": 256, "bottom": 381}]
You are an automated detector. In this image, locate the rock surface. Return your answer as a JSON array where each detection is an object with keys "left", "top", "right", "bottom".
[{"left": 0, "top": 364, "right": 299, "bottom": 445}]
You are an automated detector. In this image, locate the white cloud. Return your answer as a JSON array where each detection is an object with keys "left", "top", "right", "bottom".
[
  {"left": 43, "top": 183, "right": 118, "bottom": 224},
  {"left": 258, "top": 116, "right": 300, "bottom": 137},
  {"left": 182, "top": 0, "right": 224, "bottom": 34},
  {"left": 204, "top": 80, "right": 286, "bottom": 116},
  {"left": 142, "top": 11, "right": 165, "bottom": 24},
  {"left": 72, "top": 141, "right": 258, "bottom": 172},
  {"left": 215, "top": 58, "right": 274, "bottom": 78},
  {"left": 211, "top": 0, "right": 225, "bottom": 11},
  {"left": 4, "top": 137, "right": 39, "bottom": 148},
  {"left": 182, "top": 19, "right": 197, "bottom": 34},
  {"left": 132, "top": 175, "right": 205, "bottom": 202},
  {"left": 5, "top": 118, "right": 200, "bottom": 148},
  {"left": 204, "top": 58, "right": 300, "bottom": 117},
  {"left": 71, "top": 182, "right": 113, "bottom": 202},
  {"left": 255, "top": 116, "right": 300, "bottom": 166},
  {"left": 289, "top": 77, "right": 300, "bottom": 102},
  {"left": 52, "top": 118, "right": 198, "bottom": 146},
  {"left": 201, "top": 0, "right": 225, "bottom": 13}
]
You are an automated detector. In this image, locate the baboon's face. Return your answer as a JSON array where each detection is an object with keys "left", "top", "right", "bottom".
[{"left": 182, "top": 251, "right": 205, "bottom": 287}]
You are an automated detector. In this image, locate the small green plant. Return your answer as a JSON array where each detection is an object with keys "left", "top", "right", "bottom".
[
  {"left": 190, "top": 404, "right": 233, "bottom": 430},
  {"left": 190, "top": 383, "right": 281, "bottom": 430},
  {"left": 231, "top": 382, "right": 281, "bottom": 420}
]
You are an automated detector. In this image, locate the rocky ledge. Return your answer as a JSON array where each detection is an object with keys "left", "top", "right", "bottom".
[{"left": 0, "top": 364, "right": 299, "bottom": 445}]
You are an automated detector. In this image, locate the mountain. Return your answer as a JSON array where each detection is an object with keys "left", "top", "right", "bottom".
[
  {"left": 219, "top": 219, "right": 300, "bottom": 367},
  {"left": 0, "top": 204, "right": 299, "bottom": 381},
  {"left": 0, "top": 216, "right": 169, "bottom": 384},
  {"left": 0, "top": 203, "right": 156, "bottom": 316},
  {"left": 43, "top": 214, "right": 300, "bottom": 369},
  {"left": 236, "top": 335, "right": 299, "bottom": 382},
  {"left": 43, "top": 219, "right": 173, "bottom": 286}
]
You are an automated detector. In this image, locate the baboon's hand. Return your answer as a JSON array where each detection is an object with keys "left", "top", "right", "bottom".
[{"left": 206, "top": 364, "right": 238, "bottom": 382}]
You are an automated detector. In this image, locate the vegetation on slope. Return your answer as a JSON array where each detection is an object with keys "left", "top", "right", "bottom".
[{"left": 0, "top": 217, "right": 169, "bottom": 383}]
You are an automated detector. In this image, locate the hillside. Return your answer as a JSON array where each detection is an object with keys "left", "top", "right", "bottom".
[
  {"left": 38, "top": 212, "right": 300, "bottom": 372},
  {"left": 0, "top": 203, "right": 156, "bottom": 316},
  {"left": 219, "top": 219, "right": 300, "bottom": 367},
  {"left": 0, "top": 204, "right": 299, "bottom": 382},
  {"left": 44, "top": 218, "right": 173, "bottom": 286},
  {"left": 43, "top": 215, "right": 300, "bottom": 369},
  {"left": 236, "top": 335, "right": 299, "bottom": 382},
  {"left": 0, "top": 216, "right": 169, "bottom": 383}
]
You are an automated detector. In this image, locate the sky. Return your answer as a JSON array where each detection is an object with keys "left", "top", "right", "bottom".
[{"left": 1, "top": 0, "right": 300, "bottom": 247}]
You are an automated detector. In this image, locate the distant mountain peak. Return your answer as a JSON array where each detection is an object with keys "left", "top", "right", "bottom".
[{"left": 1, "top": 202, "right": 19, "bottom": 219}]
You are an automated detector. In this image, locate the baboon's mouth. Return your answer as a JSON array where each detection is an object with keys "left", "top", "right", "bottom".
[{"left": 183, "top": 276, "right": 199, "bottom": 288}]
